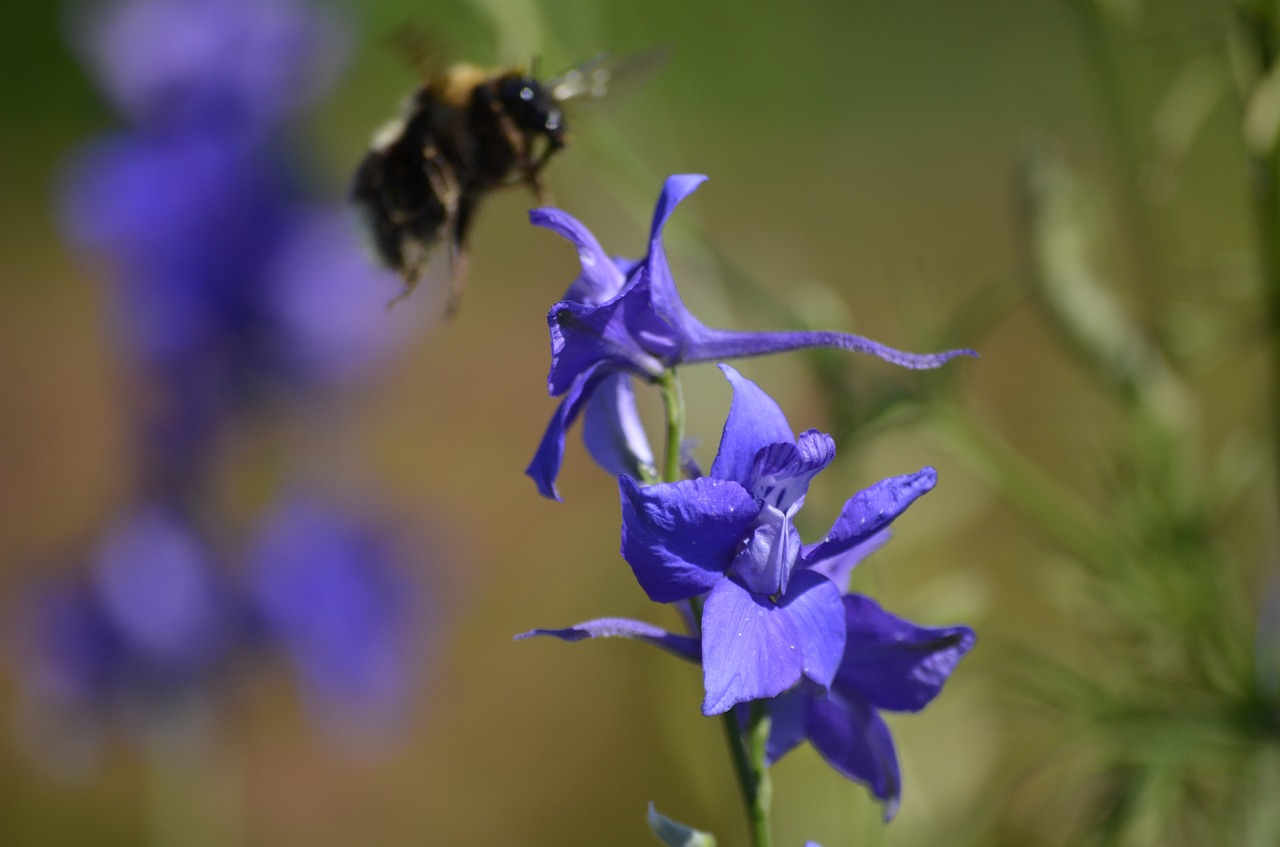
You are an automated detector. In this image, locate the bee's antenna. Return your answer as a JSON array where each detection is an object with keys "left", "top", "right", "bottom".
[{"left": 530, "top": 54, "right": 541, "bottom": 77}]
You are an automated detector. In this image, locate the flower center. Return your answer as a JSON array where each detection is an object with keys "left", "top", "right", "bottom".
[{"left": 729, "top": 502, "right": 802, "bottom": 597}]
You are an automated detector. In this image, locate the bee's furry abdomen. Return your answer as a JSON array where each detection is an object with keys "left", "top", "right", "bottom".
[{"left": 350, "top": 103, "right": 455, "bottom": 279}]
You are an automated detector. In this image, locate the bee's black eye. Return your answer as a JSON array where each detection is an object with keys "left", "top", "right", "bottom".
[{"left": 500, "top": 77, "right": 563, "bottom": 140}]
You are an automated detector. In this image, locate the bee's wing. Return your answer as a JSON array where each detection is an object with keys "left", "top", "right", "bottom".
[
  {"left": 545, "top": 45, "right": 671, "bottom": 105},
  {"left": 386, "top": 23, "right": 454, "bottom": 81}
]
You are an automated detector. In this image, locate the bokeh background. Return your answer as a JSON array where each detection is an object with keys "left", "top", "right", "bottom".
[{"left": 2, "top": 0, "right": 1277, "bottom": 845}]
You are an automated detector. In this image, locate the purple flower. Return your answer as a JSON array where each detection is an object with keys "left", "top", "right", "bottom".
[
  {"left": 59, "top": 0, "right": 416, "bottom": 415},
  {"left": 89, "top": 505, "right": 239, "bottom": 674},
  {"left": 522, "top": 366, "right": 939, "bottom": 716},
  {"left": 71, "top": 0, "right": 347, "bottom": 133},
  {"left": 9, "top": 504, "right": 244, "bottom": 762},
  {"left": 61, "top": 130, "right": 292, "bottom": 372},
  {"left": 759, "top": 595, "right": 974, "bottom": 820},
  {"left": 526, "top": 174, "right": 977, "bottom": 500},
  {"left": 246, "top": 497, "right": 425, "bottom": 749},
  {"left": 263, "top": 207, "right": 425, "bottom": 387}
]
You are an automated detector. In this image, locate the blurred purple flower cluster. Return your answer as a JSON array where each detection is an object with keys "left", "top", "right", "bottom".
[
  {"left": 61, "top": 0, "right": 418, "bottom": 401},
  {"left": 12, "top": 0, "right": 431, "bottom": 764}
]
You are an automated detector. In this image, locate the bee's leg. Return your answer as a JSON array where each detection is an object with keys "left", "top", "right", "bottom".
[
  {"left": 527, "top": 172, "right": 553, "bottom": 206},
  {"left": 489, "top": 110, "right": 551, "bottom": 203},
  {"left": 445, "top": 240, "right": 470, "bottom": 318},
  {"left": 443, "top": 193, "right": 477, "bottom": 318},
  {"left": 386, "top": 282, "right": 415, "bottom": 311},
  {"left": 423, "top": 149, "right": 461, "bottom": 213},
  {"left": 385, "top": 244, "right": 427, "bottom": 310}
]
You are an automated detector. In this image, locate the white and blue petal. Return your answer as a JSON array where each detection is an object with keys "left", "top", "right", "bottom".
[
  {"left": 749, "top": 429, "right": 836, "bottom": 511},
  {"left": 729, "top": 503, "right": 802, "bottom": 596}
]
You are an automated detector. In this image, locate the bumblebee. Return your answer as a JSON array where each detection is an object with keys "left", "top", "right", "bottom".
[{"left": 352, "top": 50, "right": 660, "bottom": 314}]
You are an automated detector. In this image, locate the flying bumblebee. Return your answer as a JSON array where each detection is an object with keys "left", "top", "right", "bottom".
[{"left": 352, "top": 45, "right": 665, "bottom": 314}]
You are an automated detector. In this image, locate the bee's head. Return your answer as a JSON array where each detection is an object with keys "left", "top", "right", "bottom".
[{"left": 499, "top": 75, "right": 566, "bottom": 148}]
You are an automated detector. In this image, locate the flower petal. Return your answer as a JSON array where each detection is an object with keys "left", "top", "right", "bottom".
[
  {"left": 750, "top": 429, "right": 835, "bottom": 510},
  {"left": 643, "top": 174, "right": 710, "bottom": 343},
  {"left": 619, "top": 475, "right": 758, "bottom": 603},
  {"left": 516, "top": 617, "right": 701, "bottom": 664},
  {"left": 729, "top": 503, "right": 802, "bottom": 596},
  {"left": 527, "top": 364, "right": 611, "bottom": 501},
  {"left": 582, "top": 373, "right": 655, "bottom": 481},
  {"left": 801, "top": 467, "right": 937, "bottom": 565},
  {"left": 709, "top": 364, "right": 794, "bottom": 486},
  {"left": 782, "top": 569, "right": 847, "bottom": 690},
  {"left": 545, "top": 290, "right": 671, "bottom": 395},
  {"left": 759, "top": 687, "right": 812, "bottom": 765},
  {"left": 803, "top": 529, "right": 891, "bottom": 591},
  {"left": 806, "top": 692, "right": 902, "bottom": 820},
  {"left": 701, "top": 579, "right": 803, "bottom": 715},
  {"left": 684, "top": 325, "right": 978, "bottom": 371},
  {"left": 835, "top": 594, "right": 975, "bottom": 713},
  {"left": 700, "top": 570, "right": 844, "bottom": 715},
  {"left": 529, "top": 207, "right": 628, "bottom": 305},
  {"left": 648, "top": 174, "right": 708, "bottom": 248}
]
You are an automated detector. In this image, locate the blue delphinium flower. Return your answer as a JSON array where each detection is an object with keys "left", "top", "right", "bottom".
[
  {"left": 72, "top": 0, "right": 346, "bottom": 135},
  {"left": 521, "top": 458, "right": 972, "bottom": 818},
  {"left": 522, "top": 366, "right": 938, "bottom": 716},
  {"left": 246, "top": 497, "right": 425, "bottom": 751},
  {"left": 754, "top": 595, "right": 973, "bottom": 821},
  {"left": 59, "top": 0, "right": 413, "bottom": 409},
  {"left": 87, "top": 504, "right": 239, "bottom": 677},
  {"left": 10, "top": 504, "right": 244, "bottom": 764},
  {"left": 62, "top": 130, "right": 291, "bottom": 373},
  {"left": 527, "top": 174, "right": 976, "bottom": 499}
]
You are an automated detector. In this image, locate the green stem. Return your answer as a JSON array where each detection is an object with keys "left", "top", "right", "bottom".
[
  {"left": 744, "top": 701, "right": 774, "bottom": 847},
  {"left": 718, "top": 703, "right": 761, "bottom": 841},
  {"left": 656, "top": 368, "right": 686, "bottom": 484}
]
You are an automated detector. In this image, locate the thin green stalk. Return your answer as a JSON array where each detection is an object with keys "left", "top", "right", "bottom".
[
  {"left": 718, "top": 696, "right": 763, "bottom": 843},
  {"left": 744, "top": 701, "right": 774, "bottom": 847},
  {"left": 656, "top": 369, "right": 686, "bottom": 484}
]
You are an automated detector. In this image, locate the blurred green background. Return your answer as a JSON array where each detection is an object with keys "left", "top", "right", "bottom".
[{"left": 1, "top": 0, "right": 1275, "bottom": 845}]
